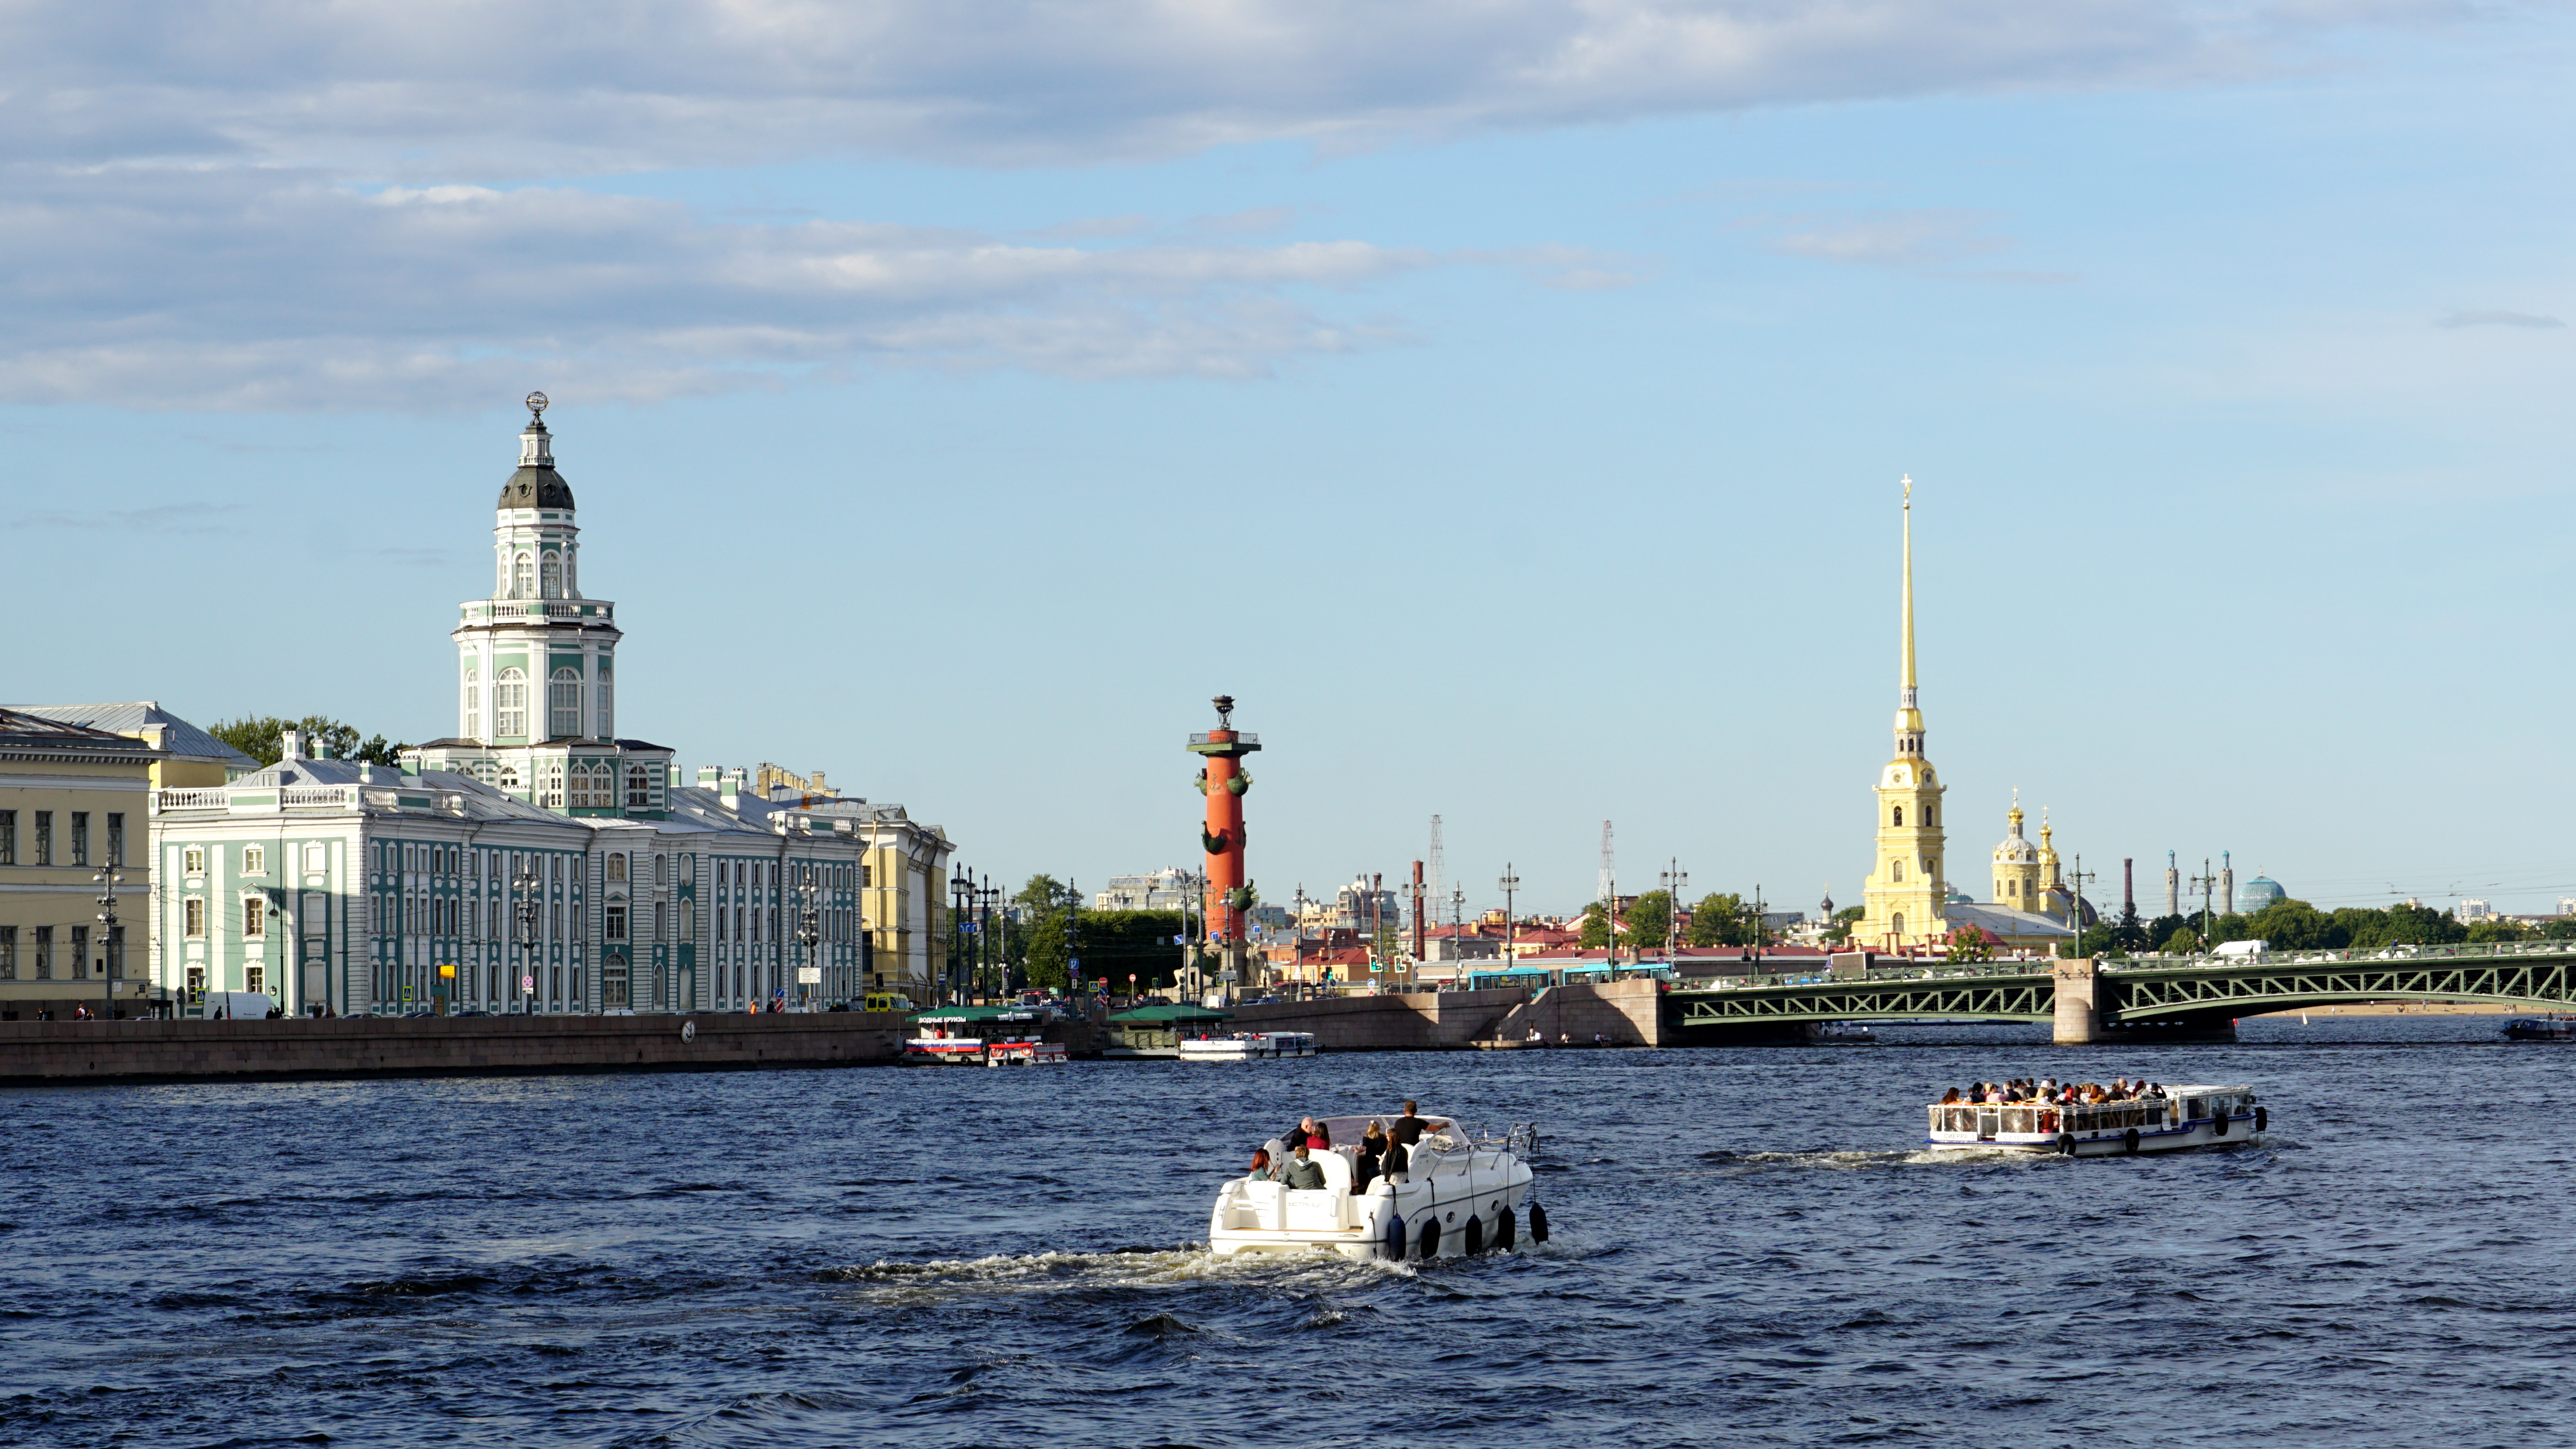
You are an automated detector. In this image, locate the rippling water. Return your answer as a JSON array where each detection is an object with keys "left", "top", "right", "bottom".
[{"left": 6, "top": 1015, "right": 2570, "bottom": 1447}]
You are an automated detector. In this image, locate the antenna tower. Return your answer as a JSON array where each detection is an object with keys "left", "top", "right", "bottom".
[{"left": 1426, "top": 815, "right": 1445, "bottom": 922}]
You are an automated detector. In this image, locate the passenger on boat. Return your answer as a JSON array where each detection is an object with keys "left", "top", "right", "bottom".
[
  {"left": 1392, "top": 1103, "right": 1429, "bottom": 1146},
  {"left": 1939, "top": 1088, "right": 1962, "bottom": 1105},
  {"left": 1381, "top": 1136, "right": 1410, "bottom": 1184},
  {"left": 1361, "top": 1119, "right": 1389, "bottom": 1155},
  {"left": 1352, "top": 1140, "right": 1381, "bottom": 1191},
  {"left": 1249, "top": 1147, "right": 1273, "bottom": 1179},
  {"left": 1283, "top": 1146, "right": 1327, "bottom": 1190}
]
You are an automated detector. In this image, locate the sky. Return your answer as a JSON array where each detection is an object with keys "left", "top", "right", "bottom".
[{"left": 5, "top": 0, "right": 2573, "bottom": 920}]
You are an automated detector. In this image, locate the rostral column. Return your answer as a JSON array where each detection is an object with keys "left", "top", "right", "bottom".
[{"left": 1188, "top": 695, "right": 1262, "bottom": 992}]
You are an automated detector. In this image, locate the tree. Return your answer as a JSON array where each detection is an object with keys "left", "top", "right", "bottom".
[
  {"left": 1620, "top": 889, "right": 1674, "bottom": 951},
  {"left": 1576, "top": 901, "right": 1613, "bottom": 949},
  {"left": 1011, "top": 873, "right": 1084, "bottom": 990},
  {"left": 1074, "top": 909, "right": 1188, "bottom": 993},
  {"left": 1688, "top": 892, "right": 1756, "bottom": 948},
  {"left": 210, "top": 714, "right": 404, "bottom": 768},
  {"left": 2160, "top": 926, "right": 2202, "bottom": 955},
  {"left": 2467, "top": 918, "right": 2535, "bottom": 943},
  {"left": 1944, "top": 924, "right": 1999, "bottom": 963},
  {"left": 1821, "top": 903, "right": 1865, "bottom": 947}
]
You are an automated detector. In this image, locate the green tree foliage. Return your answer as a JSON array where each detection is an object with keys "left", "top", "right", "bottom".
[
  {"left": 1687, "top": 892, "right": 1758, "bottom": 947},
  {"left": 210, "top": 714, "right": 404, "bottom": 768},
  {"left": 1576, "top": 901, "right": 1612, "bottom": 949},
  {"left": 1011, "top": 873, "right": 1085, "bottom": 991},
  {"left": 1945, "top": 924, "right": 1999, "bottom": 963},
  {"left": 2137, "top": 896, "right": 2480, "bottom": 957},
  {"left": 2544, "top": 917, "right": 2576, "bottom": 941},
  {"left": 1020, "top": 910, "right": 1069, "bottom": 991},
  {"left": 1075, "top": 909, "right": 1187, "bottom": 992},
  {"left": 2466, "top": 918, "right": 2535, "bottom": 943},
  {"left": 1620, "top": 889, "right": 1674, "bottom": 950},
  {"left": 1821, "top": 903, "right": 1865, "bottom": 946},
  {"left": 2160, "top": 926, "right": 2202, "bottom": 955}
]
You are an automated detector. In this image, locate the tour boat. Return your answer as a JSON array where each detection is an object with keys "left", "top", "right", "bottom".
[
  {"left": 1209, "top": 1115, "right": 1543, "bottom": 1261},
  {"left": 902, "top": 1034, "right": 987, "bottom": 1065},
  {"left": 1178, "top": 1031, "right": 1318, "bottom": 1061},
  {"left": 986, "top": 1038, "right": 1068, "bottom": 1065},
  {"left": 2503, "top": 1016, "right": 2576, "bottom": 1041},
  {"left": 1926, "top": 1085, "right": 2266, "bottom": 1156}
]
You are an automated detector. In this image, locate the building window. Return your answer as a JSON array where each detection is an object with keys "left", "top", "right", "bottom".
[
  {"left": 541, "top": 551, "right": 562, "bottom": 598},
  {"left": 35, "top": 810, "right": 52, "bottom": 866},
  {"left": 513, "top": 552, "right": 534, "bottom": 597},
  {"left": 654, "top": 854, "right": 667, "bottom": 885},
  {"left": 0, "top": 809, "right": 12, "bottom": 865},
  {"left": 607, "top": 853, "right": 626, "bottom": 883},
  {"left": 1890, "top": 860, "right": 1904, "bottom": 882},
  {"left": 1892, "top": 912, "right": 1906, "bottom": 937},
  {"left": 465, "top": 667, "right": 480, "bottom": 739},
  {"left": 1891, "top": 806, "right": 1903, "bottom": 828},
  {"left": 107, "top": 813, "right": 124, "bottom": 867},
  {"left": 184, "top": 846, "right": 204, "bottom": 876},
  {"left": 246, "top": 964, "right": 265, "bottom": 994},
  {"left": 243, "top": 846, "right": 265, "bottom": 876},
  {"left": 653, "top": 902, "right": 666, "bottom": 941},
  {"left": 550, "top": 668, "right": 581, "bottom": 739},
  {"left": 598, "top": 677, "right": 613, "bottom": 739},
  {"left": 606, "top": 904, "right": 628, "bottom": 941},
  {"left": 34, "top": 925, "right": 53, "bottom": 979},
  {"left": 496, "top": 668, "right": 529, "bottom": 738},
  {"left": 70, "top": 925, "right": 88, "bottom": 979},
  {"left": 186, "top": 898, "right": 205, "bottom": 937},
  {"left": 243, "top": 897, "right": 266, "bottom": 938},
  {"left": 0, "top": 925, "right": 13, "bottom": 979}
]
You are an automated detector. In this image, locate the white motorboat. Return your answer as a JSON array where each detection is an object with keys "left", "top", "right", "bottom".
[
  {"left": 1209, "top": 1115, "right": 1545, "bottom": 1261},
  {"left": 902, "top": 1034, "right": 985, "bottom": 1065},
  {"left": 1926, "top": 1084, "right": 2267, "bottom": 1156},
  {"left": 1178, "top": 1031, "right": 1317, "bottom": 1061},
  {"left": 986, "top": 1038, "right": 1067, "bottom": 1065}
]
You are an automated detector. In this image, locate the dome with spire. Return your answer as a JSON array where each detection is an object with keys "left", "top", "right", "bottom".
[
  {"left": 498, "top": 402, "right": 574, "bottom": 510},
  {"left": 1993, "top": 796, "right": 2038, "bottom": 864}
]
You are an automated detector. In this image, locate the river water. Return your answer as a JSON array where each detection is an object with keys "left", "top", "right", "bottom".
[{"left": 4, "top": 1015, "right": 2570, "bottom": 1447}]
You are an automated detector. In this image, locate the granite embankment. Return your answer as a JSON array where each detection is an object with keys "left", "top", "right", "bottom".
[
  {"left": 1221, "top": 979, "right": 1664, "bottom": 1051},
  {"left": 0, "top": 1011, "right": 908, "bottom": 1085}
]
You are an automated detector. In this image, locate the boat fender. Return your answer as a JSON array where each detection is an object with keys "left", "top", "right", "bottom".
[
  {"left": 1495, "top": 1207, "right": 1516, "bottom": 1251},
  {"left": 2057, "top": 1133, "right": 2075, "bottom": 1157},
  {"left": 1529, "top": 1201, "right": 1549, "bottom": 1243},
  {"left": 1464, "top": 1215, "right": 1485, "bottom": 1255},
  {"left": 2122, "top": 1129, "right": 2140, "bottom": 1156},
  {"left": 1418, "top": 1218, "right": 1441, "bottom": 1260},
  {"left": 2255, "top": 1106, "right": 2268, "bottom": 1134},
  {"left": 1382, "top": 1213, "right": 1404, "bottom": 1261}
]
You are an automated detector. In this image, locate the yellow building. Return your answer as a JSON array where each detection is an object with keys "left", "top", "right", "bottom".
[
  {"left": 4, "top": 703, "right": 256, "bottom": 789},
  {"left": 0, "top": 709, "right": 160, "bottom": 1017},
  {"left": 1853, "top": 484, "right": 2075, "bottom": 958},
  {"left": 1856, "top": 478, "right": 1953, "bottom": 953}
]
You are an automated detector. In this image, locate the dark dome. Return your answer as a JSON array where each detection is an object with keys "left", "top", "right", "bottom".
[{"left": 499, "top": 466, "right": 574, "bottom": 510}]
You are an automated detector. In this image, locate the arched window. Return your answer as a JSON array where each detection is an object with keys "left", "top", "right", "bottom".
[
  {"left": 1891, "top": 859, "right": 1905, "bottom": 882},
  {"left": 494, "top": 668, "right": 528, "bottom": 738},
  {"left": 513, "top": 553, "right": 533, "bottom": 598},
  {"left": 462, "top": 666, "right": 479, "bottom": 739},
  {"left": 550, "top": 667, "right": 581, "bottom": 738},
  {"left": 1926, "top": 805, "right": 1937, "bottom": 826},
  {"left": 1892, "top": 912, "right": 1906, "bottom": 937},
  {"left": 541, "top": 552, "right": 562, "bottom": 599},
  {"left": 1892, "top": 806, "right": 1904, "bottom": 827}
]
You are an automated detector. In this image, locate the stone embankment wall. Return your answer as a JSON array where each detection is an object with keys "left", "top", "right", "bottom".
[
  {"left": 0, "top": 1012, "right": 907, "bottom": 1085},
  {"left": 1224, "top": 988, "right": 1532, "bottom": 1052},
  {"left": 1482, "top": 978, "right": 1663, "bottom": 1047}
]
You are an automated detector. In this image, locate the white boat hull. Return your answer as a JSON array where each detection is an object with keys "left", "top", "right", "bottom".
[
  {"left": 1179, "top": 1032, "right": 1317, "bottom": 1061},
  {"left": 1926, "top": 1088, "right": 2266, "bottom": 1157},
  {"left": 1210, "top": 1137, "right": 1537, "bottom": 1260}
]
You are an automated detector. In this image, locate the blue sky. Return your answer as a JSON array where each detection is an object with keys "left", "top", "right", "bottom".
[{"left": 6, "top": 1, "right": 2571, "bottom": 918}]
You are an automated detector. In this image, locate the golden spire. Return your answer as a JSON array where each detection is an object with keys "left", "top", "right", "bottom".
[{"left": 1900, "top": 475, "right": 1915, "bottom": 698}]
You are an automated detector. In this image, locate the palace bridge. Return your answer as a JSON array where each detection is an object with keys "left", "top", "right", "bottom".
[{"left": 1662, "top": 940, "right": 2576, "bottom": 1043}]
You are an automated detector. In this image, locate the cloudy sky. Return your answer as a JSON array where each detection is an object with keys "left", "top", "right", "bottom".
[{"left": 8, "top": 0, "right": 2572, "bottom": 917}]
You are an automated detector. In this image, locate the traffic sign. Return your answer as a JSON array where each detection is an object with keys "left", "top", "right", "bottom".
[{"left": 521, "top": 974, "right": 535, "bottom": 992}]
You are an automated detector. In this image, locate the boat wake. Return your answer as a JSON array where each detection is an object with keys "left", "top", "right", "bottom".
[{"left": 814, "top": 1246, "right": 1412, "bottom": 1304}]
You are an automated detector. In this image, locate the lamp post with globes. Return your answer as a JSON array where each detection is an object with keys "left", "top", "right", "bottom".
[
  {"left": 93, "top": 864, "right": 124, "bottom": 1021},
  {"left": 513, "top": 864, "right": 542, "bottom": 1015},
  {"left": 795, "top": 872, "right": 820, "bottom": 1011}
]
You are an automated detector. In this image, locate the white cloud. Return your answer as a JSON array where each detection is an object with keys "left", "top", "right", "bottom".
[
  {"left": 0, "top": 172, "right": 1435, "bottom": 408},
  {"left": 0, "top": 1, "right": 2498, "bottom": 174},
  {"left": 2436, "top": 310, "right": 2564, "bottom": 329},
  {"left": 1762, "top": 209, "right": 2016, "bottom": 268}
]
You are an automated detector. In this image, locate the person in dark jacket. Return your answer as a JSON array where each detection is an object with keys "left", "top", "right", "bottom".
[
  {"left": 1391, "top": 1103, "right": 1428, "bottom": 1146},
  {"left": 1380, "top": 1137, "right": 1409, "bottom": 1183}
]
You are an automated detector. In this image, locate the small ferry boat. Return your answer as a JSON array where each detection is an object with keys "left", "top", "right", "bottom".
[
  {"left": 986, "top": 1038, "right": 1068, "bottom": 1065},
  {"left": 1209, "top": 1115, "right": 1542, "bottom": 1260},
  {"left": 2503, "top": 1016, "right": 2576, "bottom": 1041},
  {"left": 902, "top": 1033, "right": 987, "bottom": 1065},
  {"left": 1179, "top": 1031, "right": 1318, "bottom": 1061},
  {"left": 1926, "top": 1085, "right": 2266, "bottom": 1156}
]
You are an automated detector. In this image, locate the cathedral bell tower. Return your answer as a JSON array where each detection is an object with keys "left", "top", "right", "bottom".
[{"left": 1859, "top": 476, "right": 1948, "bottom": 953}]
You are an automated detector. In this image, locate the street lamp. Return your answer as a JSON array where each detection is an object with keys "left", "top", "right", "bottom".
[
  {"left": 795, "top": 871, "right": 820, "bottom": 1012},
  {"left": 512, "top": 865, "right": 541, "bottom": 1015},
  {"left": 1498, "top": 865, "right": 1520, "bottom": 965},
  {"left": 949, "top": 866, "right": 975, "bottom": 1006},
  {"left": 93, "top": 864, "right": 124, "bottom": 1021},
  {"left": 1660, "top": 861, "right": 1688, "bottom": 968}
]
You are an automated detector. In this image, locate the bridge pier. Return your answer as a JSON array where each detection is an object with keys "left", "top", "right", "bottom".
[{"left": 2052, "top": 957, "right": 2099, "bottom": 1045}]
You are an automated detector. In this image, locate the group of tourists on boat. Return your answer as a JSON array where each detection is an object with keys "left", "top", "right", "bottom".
[
  {"left": 1243, "top": 1102, "right": 1443, "bottom": 1194},
  {"left": 1941, "top": 1076, "right": 2171, "bottom": 1106}
]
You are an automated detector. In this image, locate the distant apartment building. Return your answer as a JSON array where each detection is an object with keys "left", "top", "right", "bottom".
[
  {"left": 2458, "top": 899, "right": 2497, "bottom": 922},
  {"left": 1094, "top": 867, "right": 1198, "bottom": 912}
]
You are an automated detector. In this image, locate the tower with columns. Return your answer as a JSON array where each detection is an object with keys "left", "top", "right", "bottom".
[
  {"left": 1188, "top": 695, "right": 1261, "bottom": 991},
  {"left": 1857, "top": 477, "right": 1950, "bottom": 953}
]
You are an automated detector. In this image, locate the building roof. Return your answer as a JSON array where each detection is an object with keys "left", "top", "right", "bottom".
[
  {"left": 0, "top": 706, "right": 158, "bottom": 758},
  {"left": 499, "top": 463, "right": 574, "bottom": 510},
  {"left": 1946, "top": 902, "right": 2076, "bottom": 938},
  {"left": 5, "top": 701, "right": 254, "bottom": 768}
]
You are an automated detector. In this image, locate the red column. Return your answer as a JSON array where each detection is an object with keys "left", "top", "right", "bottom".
[{"left": 1188, "top": 698, "right": 1261, "bottom": 943}]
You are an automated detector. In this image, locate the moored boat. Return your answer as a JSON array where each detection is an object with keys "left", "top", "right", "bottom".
[
  {"left": 986, "top": 1038, "right": 1068, "bottom": 1065},
  {"left": 2503, "top": 1016, "right": 2576, "bottom": 1041},
  {"left": 902, "top": 1034, "right": 986, "bottom": 1065},
  {"left": 1926, "top": 1084, "right": 2266, "bottom": 1156},
  {"left": 1179, "top": 1031, "right": 1317, "bottom": 1061},
  {"left": 1209, "top": 1114, "right": 1543, "bottom": 1260}
]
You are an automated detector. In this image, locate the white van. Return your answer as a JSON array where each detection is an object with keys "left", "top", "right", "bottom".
[
  {"left": 2213, "top": 939, "right": 2269, "bottom": 958},
  {"left": 204, "top": 991, "right": 276, "bottom": 1019}
]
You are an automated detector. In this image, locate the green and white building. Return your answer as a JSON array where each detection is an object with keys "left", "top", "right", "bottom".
[{"left": 147, "top": 399, "right": 954, "bottom": 1017}]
